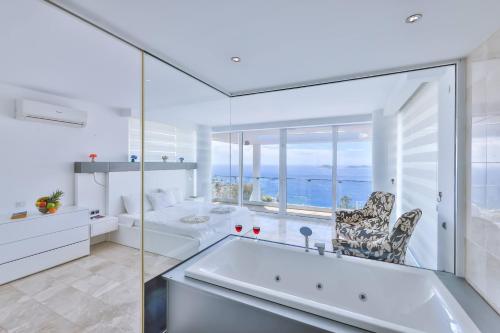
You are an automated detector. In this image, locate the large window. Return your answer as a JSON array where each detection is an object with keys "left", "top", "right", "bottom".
[{"left": 211, "top": 123, "right": 373, "bottom": 218}]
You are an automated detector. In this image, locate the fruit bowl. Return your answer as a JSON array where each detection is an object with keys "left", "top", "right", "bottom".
[{"left": 35, "top": 190, "right": 63, "bottom": 214}]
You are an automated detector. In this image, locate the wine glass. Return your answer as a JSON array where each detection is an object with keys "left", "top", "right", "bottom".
[
  {"left": 234, "top": 224, "right": 243, "bottom": 239},
  {"left": 252, "top": 226, "right": 261, "bottom": 241}
]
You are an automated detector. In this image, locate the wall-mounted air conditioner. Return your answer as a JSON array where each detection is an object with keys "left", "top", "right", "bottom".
[{"left": 15, "top": 99, "right": 87, "bottom": 128}]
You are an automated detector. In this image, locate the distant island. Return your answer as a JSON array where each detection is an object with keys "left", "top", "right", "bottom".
[{"left": 321, "top": 164, "right": 371, "bottom": 169}]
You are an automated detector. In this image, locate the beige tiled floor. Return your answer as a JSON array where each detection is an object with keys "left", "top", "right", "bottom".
[{"left": 0, "top": 242, "right": 179, "bottom": 333}]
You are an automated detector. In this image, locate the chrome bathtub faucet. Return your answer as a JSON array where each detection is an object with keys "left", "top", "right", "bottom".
[
  {"left": 315, "top": 242, "right": 325, "bottom": 255},
  {"left": 300, "top": 227, "right": 312, "bottom": 252}
]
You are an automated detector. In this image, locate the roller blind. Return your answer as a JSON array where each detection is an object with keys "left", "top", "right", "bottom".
[
  {"left": 398, "top": 82, "right": 439, "bottom": 270},
  {"left": 128, "top": 118, "right": 195, "bottom": 162}
]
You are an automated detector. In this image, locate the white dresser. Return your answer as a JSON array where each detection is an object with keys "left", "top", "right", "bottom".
[{"left": 0, "top": 206, "right": 90, "bottom": 284}]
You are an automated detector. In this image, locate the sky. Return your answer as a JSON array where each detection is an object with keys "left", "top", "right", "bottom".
[{"left": 212, "top": 141, "right": 372, "bottom": 167}]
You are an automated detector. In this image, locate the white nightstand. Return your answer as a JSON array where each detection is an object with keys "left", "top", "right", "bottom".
[{"left": 90, "top": 216, "right": 119, "bottom": 237}]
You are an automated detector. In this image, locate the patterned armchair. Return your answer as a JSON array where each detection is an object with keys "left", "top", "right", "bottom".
[
  {"left": 332, "top": 209, "right": 422, "bottom": 265},
  {"left": 336, "top": 191, "right": 395, "bottom": 237}
]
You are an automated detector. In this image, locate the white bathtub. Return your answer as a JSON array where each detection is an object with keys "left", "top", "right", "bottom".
[{"left": 185, "top": 238, "right": 479, "bottom": 333}]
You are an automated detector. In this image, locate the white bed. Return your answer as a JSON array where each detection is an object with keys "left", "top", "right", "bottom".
[
  {"left": 112, "top": 201, "right": 254, "bottom": 260},
  {"left": 121, "top": 201, "right": 253, "bottom": 237},
  {"left": 105, "top": 171, "right": 254, "bottom": 260}
]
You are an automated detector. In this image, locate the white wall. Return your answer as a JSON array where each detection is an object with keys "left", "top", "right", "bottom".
[
  {"left": 466, "top": 28, "right": 500, "bottom": 314},
  {"left": 0, "top": 83, "right": 129, "bottom": 214}
]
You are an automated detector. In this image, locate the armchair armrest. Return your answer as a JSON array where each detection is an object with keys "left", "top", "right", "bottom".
[{"left": 335, "top": 209, "right": 365, "bottom": 224}]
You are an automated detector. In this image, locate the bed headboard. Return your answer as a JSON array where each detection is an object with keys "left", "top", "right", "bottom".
[{"left": 107, "top": 170, "right": 194, "bottom": 216}]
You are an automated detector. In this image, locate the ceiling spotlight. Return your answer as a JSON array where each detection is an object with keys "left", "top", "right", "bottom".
[
  {"left": 231, "top": 56, "right": 241, "bottom": 63},
  {"left": 406, "top": 14, "right": 422, "bottom": 24}
]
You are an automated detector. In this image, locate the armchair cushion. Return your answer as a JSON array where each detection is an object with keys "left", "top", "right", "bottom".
[
  {"left": 338, "top": 218, "right": 387, "bottom": 241},
  {"left": 332, "top": 238, "right": 391, "bottom": 261}
]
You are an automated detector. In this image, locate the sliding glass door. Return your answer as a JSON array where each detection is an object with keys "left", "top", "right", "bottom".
[
  {"left": 336, "top": 124, "right": 373, "bottom": 210},
  {"left": 242, "top": 129, "right": 280, "bottom": 213},
  {"left": 286, "top": 127, "right": 333, "bottom": 218},
  {"left": 212, "top": 124, "right": 374, "bottom": 218},
  {"left": 212, "top": 132, "right": 239, "bottom": 205}
]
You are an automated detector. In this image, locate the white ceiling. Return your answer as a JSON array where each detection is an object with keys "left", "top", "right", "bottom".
[
  {"left": 0, "top": 0, "right": 141, "bottom": 111},
  {"left": 143, "top": 55, "right": 411, "bottom": 128},
  {"left": 0, "top": 1, "right": 467, "bottom": 130},
  {"left": 52, "top": 0, "right": 500, "bottom": 95},
  {"left": 229, "top": 73, "right": 400, "bottom": 127}
]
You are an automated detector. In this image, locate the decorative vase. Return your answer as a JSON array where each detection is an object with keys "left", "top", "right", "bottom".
[
  {"left": 162, "top": 155, "right": 168, "bottom": 162},
  {"left": 179, "top": 157, "right": 184, "bottom": 163}
]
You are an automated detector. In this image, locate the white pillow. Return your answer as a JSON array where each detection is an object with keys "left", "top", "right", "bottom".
[
  {"left": 171, "top": 188, "right": 183, "bottom": 203},
  {"left": 159, "top": 188, "right": 183, "bottom": 203},
  {"left": 148, "top": 191, "right": 176, "bottom": 210},
  {"left": 122, "top": 194, "right": 152, "bottom": 214}
]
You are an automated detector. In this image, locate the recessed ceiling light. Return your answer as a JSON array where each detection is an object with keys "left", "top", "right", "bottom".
[
  {"left": 231, "top": 56, "right": 241, "bottom": 63},
  {"left": 406, "top": 14, "right": 422, "bottom": 24}
]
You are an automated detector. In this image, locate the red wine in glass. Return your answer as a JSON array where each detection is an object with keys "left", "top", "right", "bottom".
[
  {"left": 235, "top": 224, "right": 243, "bottom": 234},
  {"left": 252, "top": 226, "right": 261, "bottom": 241}
]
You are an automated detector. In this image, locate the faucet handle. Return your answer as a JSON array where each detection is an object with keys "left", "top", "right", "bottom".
[
  {"left": 314, "top": 242, "right": 326, "bottom": 255},
  {"left": 314, "top": 242, "right": 325, "bottom": 249}
]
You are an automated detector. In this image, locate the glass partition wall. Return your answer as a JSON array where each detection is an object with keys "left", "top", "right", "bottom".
[
  {"left": 139, "top": 58, "right": 457, "bottom": 331},
  {"left": 142, "top": 54, "right": 233, "bottom": 332}
]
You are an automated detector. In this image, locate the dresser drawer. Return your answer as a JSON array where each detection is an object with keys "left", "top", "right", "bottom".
[
  {"left": 0, "top": 225, "right": 89, "bottom": 264},
  {"left": 0, "top": 240, "right": 89, "bottom": 285},
  {"left": 0, "top": 209, "right": 89, "bottom": 245}
]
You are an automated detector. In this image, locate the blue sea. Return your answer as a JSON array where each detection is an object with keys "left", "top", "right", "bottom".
[{"left": 212, "top": 165, "right": 372, "bottom": 209}]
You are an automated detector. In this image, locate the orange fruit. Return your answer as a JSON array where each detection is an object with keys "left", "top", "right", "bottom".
[{"left": 48, "top": 208, "right": 57, "bottom": 214}]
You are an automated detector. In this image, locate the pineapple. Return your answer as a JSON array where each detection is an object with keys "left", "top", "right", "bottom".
[{"left": 47, "top": 190, "right": 64, "bottom": 205}]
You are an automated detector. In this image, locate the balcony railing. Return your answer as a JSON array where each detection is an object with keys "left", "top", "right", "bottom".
[{"left": 212, "top": 175, "right": 371, "bottom": 211}]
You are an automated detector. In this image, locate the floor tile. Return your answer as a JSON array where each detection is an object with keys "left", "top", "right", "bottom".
[
  {"left": 71, "top": 274, "right": 120, "bottom": 298},
  {"left": 1, "top": 242, "right": 143, "bottom": 332}
]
